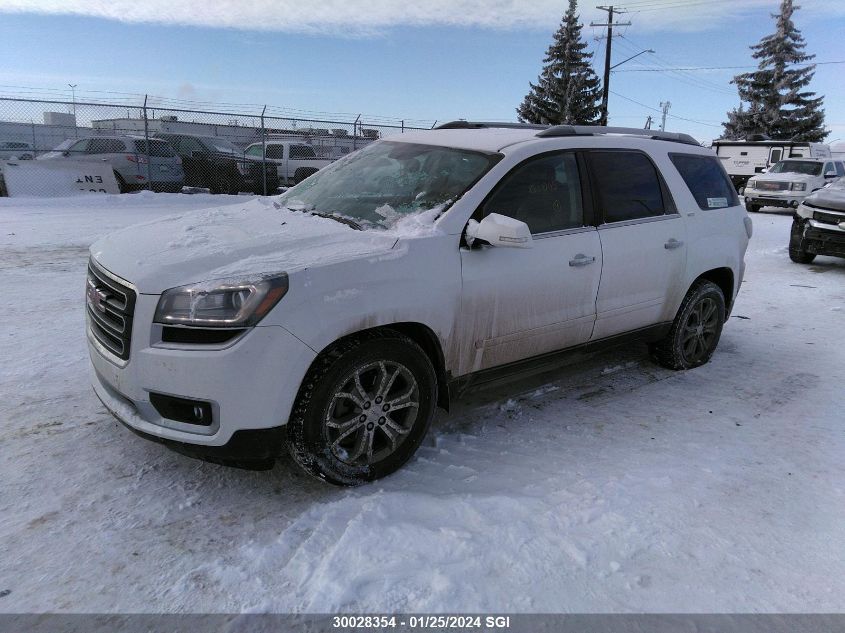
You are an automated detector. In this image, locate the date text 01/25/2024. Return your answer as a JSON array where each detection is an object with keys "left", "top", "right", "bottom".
[{"left": 332, "top": 615, "right": 511, "bottom": 629}]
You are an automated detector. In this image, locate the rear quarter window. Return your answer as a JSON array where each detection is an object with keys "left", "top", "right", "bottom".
[{"left": 670, "top": 153, "right": 739, "bottom": 210}]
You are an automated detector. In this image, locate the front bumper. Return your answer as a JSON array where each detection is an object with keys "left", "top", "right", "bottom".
[
  {"left": 745, "top": 189, "right": 806, "bottom": 208},
  {"left": 803, "top": 224, "right": 845, "bottom": 258},
  {"left": 88, "top": 289, "right": 317, "bottom": 451}
]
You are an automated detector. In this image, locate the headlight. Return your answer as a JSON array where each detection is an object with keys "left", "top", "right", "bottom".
[
  {"left": 790, "top": 182, "right": 807, "bottom": 191},
  {"left": 154, "top": 273, "right": 288, "bottom": 327},
  {"left": 747, "top": 179, "right": 756, "bottom": 189}
]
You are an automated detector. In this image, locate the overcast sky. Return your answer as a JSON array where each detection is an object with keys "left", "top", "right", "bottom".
[{"left": 1, "top": 0, "right": 843, "bottom": 143}]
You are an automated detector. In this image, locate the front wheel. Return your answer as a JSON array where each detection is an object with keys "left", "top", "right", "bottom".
[
  {"left": 788, "top": 218, "right": 816, "bottom": 264},
  {"left": 286, "top": 330, "right": 437, "bottom": 486},
  {"left": 745, "top": 201, "right": 761, "bottom": 213},
  {"left": 650, "top": 281, "right": 726, "bottom": 370}
]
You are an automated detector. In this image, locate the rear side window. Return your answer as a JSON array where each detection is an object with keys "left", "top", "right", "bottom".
[
  {"left": 134, "top": 140, "right": 175, "bottom": 157},
  {"left": 836, "top": 162, "right": 845, "bottom": 177},
  {"left": 88, "top": 138, "right": 126, "bottom": 154},
  {"left": 290, "top": 144, "right": 316, "bottom": 159},
  {"left": 670, "top": 153, "right": 739, "bottom": 210},
  {"left": 589, "top": 151, "right": 667, "bottom": 222}
]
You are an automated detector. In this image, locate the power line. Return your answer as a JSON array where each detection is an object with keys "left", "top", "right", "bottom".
[
  {"left": 613, "top": 60, "right": 845, "bottom": 72},
  {"left": 609, "top": 90, "right": 723, "bottom": 128}
]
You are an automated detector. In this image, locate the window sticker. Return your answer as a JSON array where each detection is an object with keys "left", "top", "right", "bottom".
[{"left": 707, "top": 197, "right": 728, "bottom": 208}]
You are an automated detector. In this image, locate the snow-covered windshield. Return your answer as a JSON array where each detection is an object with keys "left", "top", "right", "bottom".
[
  {"left": 768, "top": 160, "right": 823, "bottom": 176},
  {"left": 276, "top": 141, "right": 501, "bottom": 229}
]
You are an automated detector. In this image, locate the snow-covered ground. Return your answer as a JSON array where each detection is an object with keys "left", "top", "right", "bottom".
[{"left": 1, "top": 193, "right": 843, "bottom": 613}]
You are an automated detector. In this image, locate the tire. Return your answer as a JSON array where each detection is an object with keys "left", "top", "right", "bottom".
[
  {"left": 293, "top": 168, "right": 318, "bottom": 184},
  {"left": 788, "top": 218, "right": 816, "bottom": 264},
  {"left": 650, "top": 281, "right": 726, "bottom": 371},
  {"left": 286, "top": 330, "right": 438, "bottom": 486},
  {"left": 745, "top": 201, "right": 761, "bottom": 213}
]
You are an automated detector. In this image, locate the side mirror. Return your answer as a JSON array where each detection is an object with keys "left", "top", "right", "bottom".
[
  {"left": 466, "top": 213, "right": 533, "bottom": 249},
  {"left": 62, "top": 151, "right": 70, "bottom": 157}
]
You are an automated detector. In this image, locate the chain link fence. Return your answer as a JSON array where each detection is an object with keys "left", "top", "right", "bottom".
[{"left": 0, "top": 96, "right": 434, "bottom": 197}]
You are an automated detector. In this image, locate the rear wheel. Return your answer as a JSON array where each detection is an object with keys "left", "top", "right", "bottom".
[
  {"left": 650, "top": 281, "right": 726, "bottom": 370},
  {"left": 788, "top": 218, "right": 816, "bottom": 264},
  {"left": 286, "top": 330, "right": 437, "bottom": 485},
  {"left": 293, "top": 167, "right": 318, "bottom": 184}
]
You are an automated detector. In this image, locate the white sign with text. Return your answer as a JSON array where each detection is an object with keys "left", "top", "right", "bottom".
[{"left": 1, "top": 160, "right": 120, "bottom": 197}]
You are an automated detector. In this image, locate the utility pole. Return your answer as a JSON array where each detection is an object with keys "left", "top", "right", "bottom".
[
  {"left": 592, "top": 6, "right": 630, "bottom": 126},
  {"left": 659, "top": 101, "right": 671, "bottom": 131}
]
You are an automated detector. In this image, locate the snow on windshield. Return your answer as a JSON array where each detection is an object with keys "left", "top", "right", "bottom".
[{"left": 275, "top": 140, "right": 500, "bottom": 231}]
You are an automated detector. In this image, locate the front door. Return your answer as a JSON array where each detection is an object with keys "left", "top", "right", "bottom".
[{"left": 457, "top": 151, "right": 602, "bottom": 374}]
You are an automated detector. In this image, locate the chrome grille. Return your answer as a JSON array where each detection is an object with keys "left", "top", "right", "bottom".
[
  {"left": 756, "top": 181, "right": 790, "bottom": 191},
  {"left": 86, "top": 260, "right": 136, "bottom": 361}
]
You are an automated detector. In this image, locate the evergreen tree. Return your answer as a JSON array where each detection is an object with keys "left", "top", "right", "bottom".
[
  {"left": 722, "top": 0, "right": 826, "bottom": 141},
  {"left": 517, "top": 0, "right": 602, "bottom": 125}
]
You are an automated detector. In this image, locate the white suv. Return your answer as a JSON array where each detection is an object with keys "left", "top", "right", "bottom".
[
  {"left": 744, "top": 158, "right": 844, "bottom": 212},
  {"left": 87, "top": 123, "right": 751, "bottom": 485}
]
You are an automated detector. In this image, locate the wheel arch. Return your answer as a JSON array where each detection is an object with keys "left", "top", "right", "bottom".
[
  {"left": 310, "top": 322, "right": 451, "bottom": 411},
  {"left": 694, "top": 267, "right": 735, "bottom": 314}
]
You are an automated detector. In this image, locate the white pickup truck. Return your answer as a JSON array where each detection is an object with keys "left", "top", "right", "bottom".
[{"left": 244, "top": 141, "right": 333, "bottom": 186}]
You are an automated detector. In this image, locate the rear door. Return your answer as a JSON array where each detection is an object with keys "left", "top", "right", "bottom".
[
  {"left": 87, "top": 138, "right": 130, "bottom": 181},
  {"left": 459, "top": 151, "right": 602, "bottom": 373},
  {"left": 587, "top": 149, "right": 687, "bottom": 340}
]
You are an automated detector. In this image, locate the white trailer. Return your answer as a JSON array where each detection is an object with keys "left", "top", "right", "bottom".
[{"left": 712, "top": 139, "right": 831, "bottom": 191}]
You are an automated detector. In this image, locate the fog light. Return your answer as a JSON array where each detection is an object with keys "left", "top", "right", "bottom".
[{"left": 149, "top": 392, "right": 213, "bottom": 426}]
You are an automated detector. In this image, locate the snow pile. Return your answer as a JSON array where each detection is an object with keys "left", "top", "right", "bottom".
[{"left": 375, "top": 202, "right": 448, "bottom": 238}]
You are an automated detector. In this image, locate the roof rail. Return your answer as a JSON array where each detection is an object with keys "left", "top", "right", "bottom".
[
  {"left": 435, "top": 120, "right": 550, "bottom": 131},
  {"left": 536, "top": 125, "right": 700, "bottom": 146}
]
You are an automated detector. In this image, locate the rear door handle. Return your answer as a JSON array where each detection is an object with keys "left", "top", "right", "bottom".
[
  {"left": 569, "top": 254, "right": 597, "bottom": 267},
  {"left": 664, "top": 238, "right": 684, "bottom": 250}
]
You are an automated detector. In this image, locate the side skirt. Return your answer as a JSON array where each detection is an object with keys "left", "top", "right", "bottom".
[{"left": 448, "top": 322, "right": 672, "bottom": 398}]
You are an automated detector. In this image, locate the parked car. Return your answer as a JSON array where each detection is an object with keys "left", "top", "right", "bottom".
[
  {"left": 789, "top": 176, "right": 845, "bottom": 263},
  {"left": 713, "top": 137, "right": 832, "bottom": 192},
  {"left": 743, "top": 158, "right": 845, "bottom": 212},
  {"left": 243, "top": 141, "right": 333, "bottom": 185},
  {"left": 0, "top": 140, "right": 35, "bottom": 160},
  {"left": 38, "top": 136, "right": 184, "bottom": 192},
  {"left": 155, "top": 134, "right": 279, "bottom": 194},
  {"left": 87, "top": 123, "right": 750, "bottom": 485}
]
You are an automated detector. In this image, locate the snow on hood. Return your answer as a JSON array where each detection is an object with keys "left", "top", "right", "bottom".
[
  {"left": 806, "top": 185, "right": 845, "bottom": 213},
  {"left": 89, "top": 197, "right": 409, "bottom": 294}
]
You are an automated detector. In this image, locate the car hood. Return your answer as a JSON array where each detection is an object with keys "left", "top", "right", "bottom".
[
  {"left": 806, "top": 186, "right": 845, "bottom": 212},
  {"left": 90, "top": 198, "right": 399, "bottom": 294}
]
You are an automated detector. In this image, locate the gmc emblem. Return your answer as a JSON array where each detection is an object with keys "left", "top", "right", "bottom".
[{"left": 86, "top": 281, "right": 109, "bottom": 313}]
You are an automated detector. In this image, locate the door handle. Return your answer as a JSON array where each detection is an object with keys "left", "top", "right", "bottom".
[
  {"left": 664, "top": 238, "right": 684, "bottom": 250},
  {"left": 569, "top": 254, "right": 596, "bottom": 267}
]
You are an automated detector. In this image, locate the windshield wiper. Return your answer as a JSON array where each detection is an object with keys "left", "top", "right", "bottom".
[{"left": 309, "top": 211, "right": 362, "bottom": 231}]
